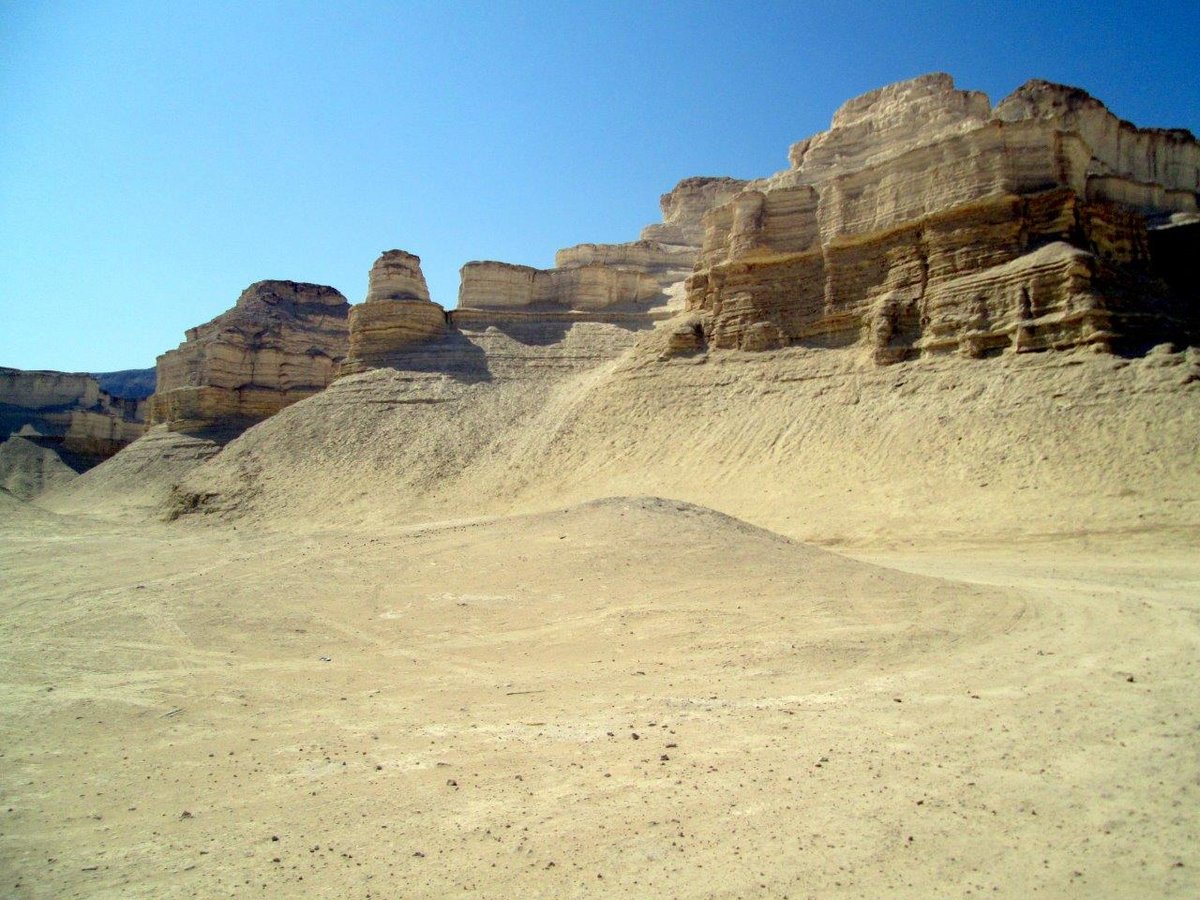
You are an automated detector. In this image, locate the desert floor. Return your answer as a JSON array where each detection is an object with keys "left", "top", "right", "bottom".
[{"left": 0, "top": 494, "right": 1196, "bottom": 898}]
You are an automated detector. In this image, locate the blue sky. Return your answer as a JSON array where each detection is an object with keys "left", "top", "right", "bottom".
[{"left": 2, "top": 0, "right": 1197, "bottom": 371}]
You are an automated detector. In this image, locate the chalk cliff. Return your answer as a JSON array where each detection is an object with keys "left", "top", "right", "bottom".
[
  {"left": 148, "top": 280, "right": 350, "bottom": 432},
  {"left": 684, "top": 73, "right": 1198, "bottom": 360}
]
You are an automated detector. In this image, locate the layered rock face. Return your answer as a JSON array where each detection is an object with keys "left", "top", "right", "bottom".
[
  {"left": 457, "top": 261, "right": 660, "bottom": 311},
  {"left": 685, "top": 73, "right": 1199, "bottom": 359},
  {"left": 460, "top": 177, "right": 747, "bottom": 317},
  {"left": 993, "top": 80, "right": 1199, "bottom": 218},
  {"left": 0, "top": 367, "right": 146, "bottom": 462},
  {"left": 340, "top": 251, "right": 447, "bottom": 375},
  {"left": 340, "top": 181, "right": 746, "bottom": 378},
  {"left": 554, "top": 177, "right": 748, "bottom": 291},
  {"left": 149, "top": 281, "right": 350, "bottom": 431}
]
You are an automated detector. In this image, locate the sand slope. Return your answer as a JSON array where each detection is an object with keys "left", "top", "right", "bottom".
[
  {"left": 36, "top": 425, "right": 223, "bottom": 520},
  {"left": 146, "top": 338, "right": 1200, "bottom": 547}
]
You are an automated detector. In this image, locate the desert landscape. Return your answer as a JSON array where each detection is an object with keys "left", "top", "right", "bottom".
[{"left": 2, "top": 73, "right": 1199, "bottom": 897}]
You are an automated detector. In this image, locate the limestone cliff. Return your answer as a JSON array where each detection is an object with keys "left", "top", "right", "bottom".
[
  {"left": 554, "top": 176, "right": 748, "bottom": 293},
  {"left": 684, "top": 73, "right": 1198, "bottom": 360},
  {"left": 149, "top": 280, "right": 350, "bottom": 432},
  {"left": 453, "top": 177, "right": 746, "bottom": 338}
]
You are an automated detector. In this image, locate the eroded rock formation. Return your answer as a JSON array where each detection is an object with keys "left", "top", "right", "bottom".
[
  {"left": 0, "top": 367, "right": 147, "bottom": 466},
  {"left": 684, "top": 73, "right": 1199, "bottom": 360},
  {"left": 340, "top": 251, "right": 447, "bottom": 375},
  {"left": 149, "top": 280, "right": 350, "bottom": 431},
  {"left": 458, "top": 177, "right": 746, "bottom": 319},
  {"left": 339, "top": 180, "right": 747, "bottom": 377}
]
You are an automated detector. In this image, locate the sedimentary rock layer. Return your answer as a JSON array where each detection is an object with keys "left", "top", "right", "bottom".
[
  {"left": 149, "top": 280, "right": 350, "bottom": 431},
  {"left": 457, "top": 261, "right": 661, "bottom": 310},
  {"left": 686, "top": 73, "right": 1199, "bottom": 358},
  {"left": 554, "top": 177, "right": 748, "bottom": 294},
  {"left": 340, "top": 251, "right": 447, "bottom": 375},
  {"left": 0, "top": 367, "right": 146, "bottom": 459}
]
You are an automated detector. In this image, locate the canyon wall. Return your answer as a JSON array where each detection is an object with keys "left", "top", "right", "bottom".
[
  {"left": 0, "top": 367, "right": 146, "bottom": 463},
  {"left": 684, "top": 73, "right": 1198, "bottom": 360}
]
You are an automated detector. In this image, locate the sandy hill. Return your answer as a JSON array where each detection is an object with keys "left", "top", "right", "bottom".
[{"left": 42, "top": 333, "right": 1198, "bottom": 550}]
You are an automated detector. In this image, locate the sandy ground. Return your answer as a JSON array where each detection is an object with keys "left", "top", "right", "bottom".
[{"left": 1, "top": 495, "right": 1197, "bottom": 898}]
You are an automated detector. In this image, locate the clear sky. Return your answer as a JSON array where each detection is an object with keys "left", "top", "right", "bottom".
[{"left": 2, "top": 0, "right": 1197, "bottom": 372}]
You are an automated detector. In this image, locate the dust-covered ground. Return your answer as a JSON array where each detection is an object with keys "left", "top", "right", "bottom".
[
  {"left": 1, "top": 496, "right": 1197, "bottom": 898},
  {"left": 3, "top": 340, "right": 1199, "bottom": 896}
]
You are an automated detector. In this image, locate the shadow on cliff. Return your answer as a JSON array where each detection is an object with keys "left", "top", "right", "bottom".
[
  {"left": 460, "top": 311, "right": 661, "bottom": 348},
  {"left": 370, "top": 330, "right": 494, "bottom": 384}
]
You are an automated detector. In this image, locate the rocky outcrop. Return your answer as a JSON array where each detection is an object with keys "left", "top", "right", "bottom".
[
  {"left": 640, "top": 176, "right": 752, "bottom": 246},
  {"left": 553, "top": 177, "right": 748, "bottom": 296},
  {"left": 994, "top": 79, "right": 1199, "bottom": 219},
  {"left": 453, "top": 177, "right": 747, "bottom": 340},
  {"left": 64, "top": 409, "right": 150, "bottom": 458},
  {"left": 338, "top": 181, "right": 747, "bottom": 379},
  {"left": 149, "top": 280, "right": 350, "bottom": 431},
  {"left": 339, "top": 251, "right": 448, "bottom": 375},
  {"left": 457, "top": 261, "right": 661, "bottom": 311},
  {"left": 0, "top": 367, "right": 147, "bottom": 461},
  {"left": 685, "top": 73, "right": 1199, "bottom": 359}
]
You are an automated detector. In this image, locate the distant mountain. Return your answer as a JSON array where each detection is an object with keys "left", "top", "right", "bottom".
[{"left": 92, "top": 368, "right": 156, "bottom": 400}]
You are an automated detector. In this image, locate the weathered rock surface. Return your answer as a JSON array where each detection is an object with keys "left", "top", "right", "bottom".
[
  {"left": 149, "top": 280, "right": 350, "bottom": 431},
  {"left": 0, "top": 367, "right": 147, "bottom": 462},
  {"left": 65, "top": 409, "right": 150, "bottom": 458},
  {"left": 686, "top": 73, "right": 1199, "bottom": 359},
  {"left": 994, "top": 79, "right": 1200, "bottom": 217},
  {"left": 457, "top": 261, "right": 661, "bottom": 311},
  {"left": 553, "top": 176, "right": 748, "bottom": 297},
  {"left": 340, "top": 182, "right": 745, "bottom": 379},
  {"left": 340, "top": 251, "right": 447, "bottom": 375}
]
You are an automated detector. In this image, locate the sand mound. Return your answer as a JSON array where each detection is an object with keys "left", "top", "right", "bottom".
[
  {"left": 164, "top": 340, "right": 1200, "bottom": 546},
  {"left": 37, "top": 424, "right": 223, "bottom": 519},
  {"left": 0, "top": 435, "right": 79, "bottom": 500}
]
